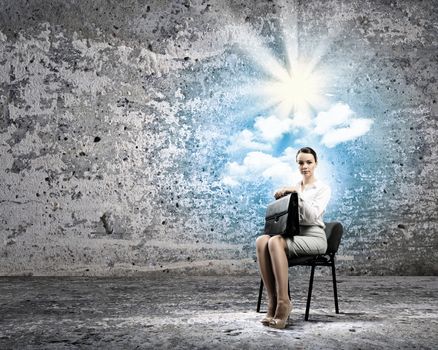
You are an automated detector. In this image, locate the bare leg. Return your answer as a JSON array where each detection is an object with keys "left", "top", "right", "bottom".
[
  {"left": 256, "top": 235, "right": 277, "bottom": 320},
  {"left": 268, "top": 235, "right": 293, "bottom": 328}
]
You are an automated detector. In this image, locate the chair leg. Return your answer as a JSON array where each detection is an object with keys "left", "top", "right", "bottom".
[
  {"left": 257, "top": 278, "right": 264, "bottom": 313},
  {"left": 331, "top": 257, "right": 340, "bottom": 314},
  {"left": 305, "top": 264, "right": 316, "bottom": 321}
]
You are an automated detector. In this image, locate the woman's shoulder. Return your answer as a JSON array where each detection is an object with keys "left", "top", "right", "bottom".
[{"left": 315, "top": 179, "right": 331, "bottom": 192}]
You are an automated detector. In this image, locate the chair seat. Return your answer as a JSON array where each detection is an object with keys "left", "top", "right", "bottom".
[{"left": 288, "top": 254, "right": 331, "bottom": 266}]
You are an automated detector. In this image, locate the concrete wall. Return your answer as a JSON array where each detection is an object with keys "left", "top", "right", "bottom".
[{"left": 0, "top": 0, "right": 437, "bottom": 276}]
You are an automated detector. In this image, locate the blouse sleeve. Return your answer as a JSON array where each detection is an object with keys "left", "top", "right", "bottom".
[{"left": 298, "top": 183, "right": 331, "bottom": 225}]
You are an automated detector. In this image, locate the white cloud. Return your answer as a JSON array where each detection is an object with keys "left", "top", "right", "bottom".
[
  {"left": 227, "top": 129, "right": 272, "bottom": 153},
  {"left": 262, "top": 162, "right": 295, "bottom": 185},
  {"left": 242, "top": 152, "right": 276, "bottom": 171},
  {"left": 226, "top": 114, "right": 307, "bottom": 157},
  {"left": 254, "top": 115, "right": 293, "bottom": 142},
  {"left": 222, "top": 149, "right": 300, "bottom": 187},
  {"left": 314, "top": 102, "right": 373, "bottom": 148},
  {"left": 314, "top": 103, "right": 354, "bottom": 135},
  {"left": 278, "top": 146, "right": 298, "bottom": 163},
  {"left": 222, "top": 175, "right": 239, "bottom": 187},
  {"left": 320, "top": 118, "right": 374, "bottom": 148},
  {"left": 291, "top": 113, "right": 313, "bottom": 129}
]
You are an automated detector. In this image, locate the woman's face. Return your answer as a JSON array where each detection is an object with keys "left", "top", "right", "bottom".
[{"left": 296, "top": 152, "right": 317, "bottom": 179}]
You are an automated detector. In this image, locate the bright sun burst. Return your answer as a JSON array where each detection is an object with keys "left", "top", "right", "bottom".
[
  {"left": 259, "top": 61, "right": 326, "bottom": 121},
  {"left": 236, "top": 11, "right": 330, "bottom": 124}
]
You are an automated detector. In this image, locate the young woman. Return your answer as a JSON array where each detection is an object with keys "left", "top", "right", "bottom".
[{"left": 255, "top": 147, "right": 331, "bottom": 328}]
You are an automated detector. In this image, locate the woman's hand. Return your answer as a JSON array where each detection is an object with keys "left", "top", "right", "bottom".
[{"left": 274, "top": 186, "right": 298, "bottom": 199}]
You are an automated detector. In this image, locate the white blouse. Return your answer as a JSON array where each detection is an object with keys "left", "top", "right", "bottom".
[{"left": 295, "top": 180, "right": 331, "bottom": 228}]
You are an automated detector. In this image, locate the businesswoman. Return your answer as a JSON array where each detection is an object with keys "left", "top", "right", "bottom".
[{"left": 255, "top": 147, "right": 331, "bottom": 328}]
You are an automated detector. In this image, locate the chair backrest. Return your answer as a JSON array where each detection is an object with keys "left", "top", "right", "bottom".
[{"left": 324, "top": 222, "right": 343, "bottom": 254}]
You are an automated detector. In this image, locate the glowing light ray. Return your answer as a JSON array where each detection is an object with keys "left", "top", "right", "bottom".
[
  {"left": 236, "top": 67, "right": 329, "bottom": 123},
  {"left": 235, "top": 31, "right": 330, "bottom": 121},
  {"left": 264, "top": 0, "right": 343, "bottom": 120},
  {"left": 277, "top": 0, "right": 343, "bottom": 74},
  {"left": 220, "top": 1, "right": 335, "bottom": 122},
  {"left": 277, "top": 0, "right": 299, "bottom": 71},
  {"left": 249, "top": 60, "right": 327, "bottom": 120},
  {"left": 237, "top": 27, "right": 290, "bottom": 82},
  {"left": 237, "top": 81, "right": 294, "bottom": 119}
]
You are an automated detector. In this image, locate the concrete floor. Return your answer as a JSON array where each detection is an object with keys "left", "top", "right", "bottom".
[{"left": 0, "top": 274, "right": 437, "bottom": 349}]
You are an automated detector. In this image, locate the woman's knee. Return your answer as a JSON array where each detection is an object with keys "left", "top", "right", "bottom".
[
  {"left": 256, "top": 235, "right": 270, "bottom": 250},
  {"left": 268, "top": 235, "right": 287, "bottom": 253}
]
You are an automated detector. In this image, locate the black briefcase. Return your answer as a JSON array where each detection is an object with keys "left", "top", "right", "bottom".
[{"left": 264, "top": 192, "right": 300, "bottom": 238}]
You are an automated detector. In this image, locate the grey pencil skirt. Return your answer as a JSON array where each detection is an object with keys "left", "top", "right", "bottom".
[{"left": 285, "top": 225, "right": 327, "bottom": 258}]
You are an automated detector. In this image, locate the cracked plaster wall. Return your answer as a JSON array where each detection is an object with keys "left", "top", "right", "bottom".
[{"left": 0, "top": 0, "right": 437, "bottom": 276}]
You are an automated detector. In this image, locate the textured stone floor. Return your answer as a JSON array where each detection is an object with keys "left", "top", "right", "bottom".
[{"left": 0, "top": 274, "right": 437, "bottom": 349}]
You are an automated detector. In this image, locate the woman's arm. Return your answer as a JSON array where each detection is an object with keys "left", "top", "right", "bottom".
[
  {"left": 298, "top": 185, "right": 331, "bottom": 224},
  {"left": 274, "top": 186, "right": 299, "bottom": 200}
]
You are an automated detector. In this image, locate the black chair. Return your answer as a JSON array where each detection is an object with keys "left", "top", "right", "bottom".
[{"left": 256, "top": 222, "right": 344, "bottom": 321}]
